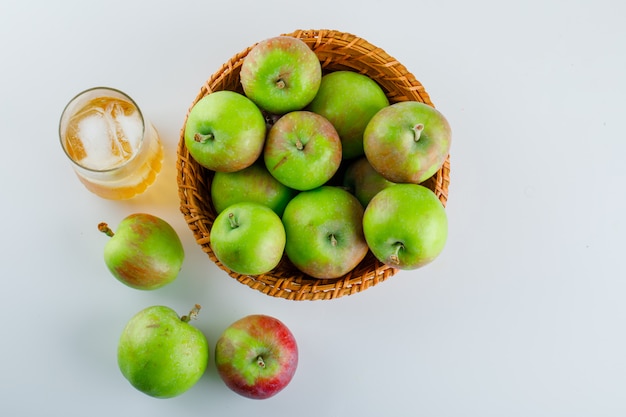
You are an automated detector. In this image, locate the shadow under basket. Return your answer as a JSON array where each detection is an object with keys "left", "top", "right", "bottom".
[{"left": 176, "top": 29, "right": 451, "bottom": 301}]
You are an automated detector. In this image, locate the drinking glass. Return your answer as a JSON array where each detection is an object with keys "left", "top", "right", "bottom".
[{"left": 59, "top": 87, "right": 163, "bottom": 199}]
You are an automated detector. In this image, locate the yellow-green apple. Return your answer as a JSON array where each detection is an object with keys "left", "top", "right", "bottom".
[
  {"left": 363, "top": 183, "right": 448, "bottom": 269},
  {"left": 264, "top": 110, "right": 341, "bottom": 191},
  {"left": 240, "top": 36, "right": 321, "bottom": 114},
  {"left": 98, "top": 213, "right": 184, "bottom": 290},
  {"left": 307, "top": 70, "right": 389, "bottom": 159},
  {"left": 184, "top": 90, "right": 266, "bottom": 172},
  {"left": 211, "top": 160, "right": 297, "bottom": 217},
  {"left": 210, "top": 202, "right": 286, "bottom": 276},
  {"left": 215, "top": 314, "right": 298, "bottom": 400},
  {"left": 343, "top": 156, "right": 396, "bottom": 208},
  {"left": 117, "top": 305, "right": 209, "bottom": 398},
  {"left": 363, "top": 101, "right": 451, "bottom": 184},
  {"left": 281, "top": 186, "right": 369, "bottom": 278}
]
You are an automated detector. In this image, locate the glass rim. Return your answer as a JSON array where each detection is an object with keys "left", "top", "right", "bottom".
[{"left": 58, "top": 86, "right": 147, "bottom": 173}]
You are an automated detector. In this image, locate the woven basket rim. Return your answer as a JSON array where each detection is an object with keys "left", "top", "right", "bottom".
[{"left": 176, "top": 29, "right": 451, "bottom": 301}]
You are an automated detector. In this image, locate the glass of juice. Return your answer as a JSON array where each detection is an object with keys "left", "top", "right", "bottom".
[{"left": 59, "top": 87, "right": 163, "bottom": 199}]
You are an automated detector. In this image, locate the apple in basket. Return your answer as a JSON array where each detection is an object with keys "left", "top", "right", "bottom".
[
  {"left": 264, "top": 110, "right": 342, "bottom": 191},
  {"left": 363, "top": 183, "right": 448, "bottom": 269},
  {"left": 307, "top": 70, "right": 389, "bottom": 160},
  {"left": 210, "top": 202, "right": 286, "bottom": 276},
  {"left": 215, "top": 314, "right": 298, "bottom": 400},
  {"left": 281, "top": 186, "right": 369, "bottom": 279},
  {"left": 240, "top": 36, "right": 322, "bottom": 115},
  {"left": 211, "top": 160, "right": 297, "bottom": 217},
  {"left": 184, "top": 90, "right": 266, "bottom": 172},
  {"left": 363, "top": 100, "right": 451, "bottom": 184},
  {"left": 343, "top": 156, "right": 396, "bottom": 208}
]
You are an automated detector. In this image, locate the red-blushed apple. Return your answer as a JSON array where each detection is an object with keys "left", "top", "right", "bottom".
[
  {"left": 117, "top": 304, "right": 209, "bottom": 398},
  {"left": 210, "top": 202, "right": 286, "bottom": 276},
  {"left": 281, "top": 186, "right": 369, "bottom": 278},
  {"left": 343, "top": 156, "right": 396, "bottom": 208},
  {"left": 307, "top": 70, "right": 389, "bottom": 160},
  {"left": 240, "top": 36, "right": 322, "bottom": 114},
  {"left": 215, "top": 314, "right": 298, "bottom": 400},
  {"left": 363, "top": 101, "right": 451, "bottom": 184},
  {"left": 98, "top": 213, "right": 184, "bottom": 290},
  {"left": 210, "top": 160, "right": 297, "bottom": 217},
  {"left": 184, "top": 90, "right": 266, "bottom": 172},
  {"left": 264, "top": 110, "right": 342, "bottom": 191},
  {"left": 363, "top": 183, "right": 448, "bottom": 269}
]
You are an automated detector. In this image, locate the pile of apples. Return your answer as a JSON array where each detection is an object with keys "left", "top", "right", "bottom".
[{"left": 184, "top": 35, "right": 451, "bottom": 279}]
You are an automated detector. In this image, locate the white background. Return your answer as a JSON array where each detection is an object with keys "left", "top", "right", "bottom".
[{"left": 2, "top": 0, "right": 625, "bottom": 416}]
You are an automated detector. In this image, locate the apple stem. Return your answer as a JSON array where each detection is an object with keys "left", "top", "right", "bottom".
[
  {"left": 256, "top": 355, "right": 266, "bottom": 368},
  {"left": 275, "top": 78, "right": 286, "bottom": 89},
  {"left": 390, "top": 242, "right": 404, "bottom": 265},
  {"left": 413, "top": 123, "right": 425, "bottom": 142},
  {"left": 329, "top": 234, "right": 338, "bottom": 247},
  {"left": 295, "top": 138, "right": 304, "bottom": 151},
  {"left": 227, "top": 212, "right": 239, "bottom": 229},
  {"left": 194, "top": 132, "right": 214, "bottom": 143},
  {"left": 98, "top": 222, "right": 114, "bottom": 237},
  {"left": 181, "top": 304, "right": 201, "bottom": 323}
]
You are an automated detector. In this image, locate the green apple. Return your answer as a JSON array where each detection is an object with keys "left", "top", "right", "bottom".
[
  {"left": 117, "top": 305, "right": 209, "bottom": 398},
  {"left": 210, "top": 202, "right": 286, "bottom": 276},
  {"left": 343, "top": 156, "right": 396, "bottom": 207},
  {"left": 363, "top": 101, "right": 451, "bottom": 184},
  {"left": 98, "top": 213, "right": 184, "bottom": 290},
  {"left": 184, "top": 90, "right": 266, "bottom": 172},
  {"left": 307, "top": 70, "right": 389, "bottom": 160},
  {"left": 363, "top": 183, "right": 448, "bottom": 269},
  {"left": 211, "top": 160, "right": 297, "bottom": 217},
  {"left": 281, "top": 186, "right": 369, "bottom": 279},
  {"left": 264, "top": 110, "right": 342, "bottom": 191},
  {"left": 240, "top": 36, "right": 322, "bottom": 114},
  {"left": 215, "top": 314, "right": 298, "bottom": 399}
]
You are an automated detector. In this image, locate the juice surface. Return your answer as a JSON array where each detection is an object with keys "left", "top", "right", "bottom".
[{"left": 63, "top": 96, "right": 143, "bottom": 170}]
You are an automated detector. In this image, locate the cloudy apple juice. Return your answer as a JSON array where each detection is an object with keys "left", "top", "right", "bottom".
[{"left": 59, "top": 87, "right": 163, "bottom": 199}]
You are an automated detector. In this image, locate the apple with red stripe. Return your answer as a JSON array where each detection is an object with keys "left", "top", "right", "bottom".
[
  {"left": 98, "top": 213, "right": 184, "bottom": 290},
  {"left": 240, "top": 36, "right": 321, "bottom": 115},
  {"left": 215, "top": 314, "right": 298, "bottom": 399}
]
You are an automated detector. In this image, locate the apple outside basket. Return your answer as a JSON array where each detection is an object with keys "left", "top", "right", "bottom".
[{"left": 176, "top": 29, "right": 451, "bottom": 301}]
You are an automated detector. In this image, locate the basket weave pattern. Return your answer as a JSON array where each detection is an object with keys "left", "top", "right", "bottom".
[{"left": 177, "top": 29, "right": 451, "bottom": 301}]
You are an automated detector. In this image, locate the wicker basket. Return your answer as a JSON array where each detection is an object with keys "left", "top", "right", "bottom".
[{"left": 176, "top": 29, "right": 451, "bottom": 301}]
